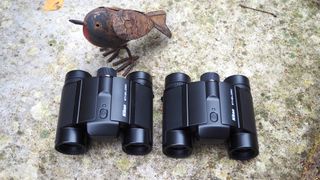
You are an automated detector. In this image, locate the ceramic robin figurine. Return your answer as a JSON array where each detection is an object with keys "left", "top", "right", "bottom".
[{"left": 70, "top": 7, "right": 172, "bottom": 75}]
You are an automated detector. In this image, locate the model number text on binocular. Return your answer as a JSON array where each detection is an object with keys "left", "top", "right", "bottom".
[
  {"left": 55, "top": 67, "right": 153, "bottom": 155},
  {"left": 162, "top": 72, "right": 259, "bottom": 160}
]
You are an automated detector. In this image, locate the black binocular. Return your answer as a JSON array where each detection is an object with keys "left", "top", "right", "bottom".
[
  {"left": 162, "top": 72, "right": 259, "bottom": 160},
  {"left": 55, "top": 67, "right": 259, "bottom": 160},
  {"left": 55, "top": 67, "right": 153, "bottom": 155}
]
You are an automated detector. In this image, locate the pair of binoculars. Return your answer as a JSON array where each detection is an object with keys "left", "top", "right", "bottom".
[
  {"left": 55, "top": 67, "right": 259, "bottom": 160},
  {"left": 162, "top": 72, "right": 259, "bottom": 160},
  {"left": 55, "top": 68, "right": 153, "bottom": 155}
]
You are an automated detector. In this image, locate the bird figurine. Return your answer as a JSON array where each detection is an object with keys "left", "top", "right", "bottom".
[{"left": 70, "top": 7, "right": 172, "bottom": 75}]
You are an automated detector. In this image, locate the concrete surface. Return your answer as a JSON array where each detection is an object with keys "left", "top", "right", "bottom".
[{"left": 0, "top": 0, "right": 319, "bottom": 179}]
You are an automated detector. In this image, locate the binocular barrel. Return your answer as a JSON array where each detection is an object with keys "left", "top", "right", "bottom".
[
  {"left": 162, "top": 73, "right": 193, "bottom": 158},
  {"left": 55, "top": 68, "right": 153, "bottom": 155},
  {"left": 162, "top": 72, "right": 259, "bottom": 160},
  {"left": 55, "top": 70, "right": 91, "bottom": 155},
  {"left": 122, "top": 71, "right": 153, "bottom": 155},
  {"left": 224, "top": 75, "right": 259, "bottom": 160}
]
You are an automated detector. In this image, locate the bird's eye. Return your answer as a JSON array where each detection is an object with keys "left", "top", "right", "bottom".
[{"left": 95, "top": 23, "right": 100, "bottom": 27}]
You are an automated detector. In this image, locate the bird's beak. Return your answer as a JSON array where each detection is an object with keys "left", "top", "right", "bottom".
[{"left": 69, "top": 19, "right": 84, "bottom": 25}]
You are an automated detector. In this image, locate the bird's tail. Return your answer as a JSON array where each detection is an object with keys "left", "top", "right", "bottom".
[{"left": 146, "top": 10, "right": 172, "bottom": 38}]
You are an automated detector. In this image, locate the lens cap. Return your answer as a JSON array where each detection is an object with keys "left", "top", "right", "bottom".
[{"left": 97, "top": 67, "right": 117, "bottom": 77}]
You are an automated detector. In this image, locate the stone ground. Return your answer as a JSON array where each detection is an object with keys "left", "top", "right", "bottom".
[{"left": 0, "top": 0, "right": 319, "bottom": 179}]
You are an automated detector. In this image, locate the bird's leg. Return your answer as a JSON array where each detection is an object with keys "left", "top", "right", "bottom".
[
  {"left": 102, "top": 48, "right": 119, "bottom": 58},
  {"left": 100, "top": 45, "right": 126, "bottom": 62},
  {"left": 100, "top": 45, "right": 138, "bottom": 76},
  {"left": 100, "top": 47, "right": 109, "bottom": 52},
  {"left": 113, "top": 46, "right": 139, "bottom": 76},
  {"left": 106, "top": 49, "right": 120, "bottom": 62}
]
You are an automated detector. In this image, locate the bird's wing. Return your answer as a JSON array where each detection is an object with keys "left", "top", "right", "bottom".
[
  {"left": 107, "top": 7, "right": 121, "bottom": 11},
  {"left": 112, "top": 10, "right": 154, "bottom": 40}
]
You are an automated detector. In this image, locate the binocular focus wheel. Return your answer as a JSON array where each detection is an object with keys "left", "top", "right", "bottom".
[
  {"left": 224, "top": 75, "right": 250, "bottom": 88},
  {"left": 55, "top": 127, "right": 87, "bottom": 155},
  {"left": 200, "top": 72, "right": 220, "bottom": 82},
  {"left": 97, "top": 67, "right": 117, "bottom": 77},
  {"left": 228, "top": 132, "right": 259, "bottom": 160},
  {"left": 65, "top": 70, "right": 91, "bottom": 81},
  {"left": 163, "top": 130, "right": 193, "bottom": 158},
  {"left": 122, "top": 128, "right": 152, "bottom": 155}
]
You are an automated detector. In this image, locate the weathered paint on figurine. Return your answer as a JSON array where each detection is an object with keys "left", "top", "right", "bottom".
[{"left": 70, "top": 7, "right": 172, "bottom": 75}]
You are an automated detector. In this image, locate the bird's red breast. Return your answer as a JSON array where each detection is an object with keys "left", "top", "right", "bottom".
[{"left": 82, "top": 25, "right": 91, "bottom": 43}]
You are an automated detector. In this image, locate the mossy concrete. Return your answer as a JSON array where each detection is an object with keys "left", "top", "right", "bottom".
[{"left": 0, "top": 0, "right": 319, "bottom": 179}]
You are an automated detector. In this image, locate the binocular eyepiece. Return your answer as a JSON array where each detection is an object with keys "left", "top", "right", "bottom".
[
  {"left": 55, "top": 67, "right": 153, "bottom": 155},
  {"left": 162, "top": 72, "right": 259, "bottom": 160}
]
